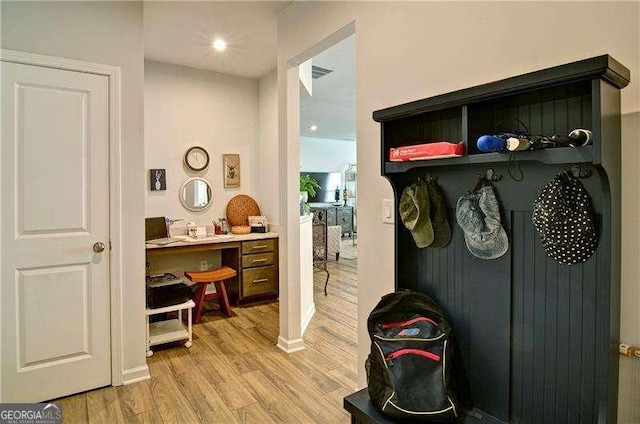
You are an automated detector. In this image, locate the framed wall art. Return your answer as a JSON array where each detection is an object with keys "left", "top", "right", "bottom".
[
  {"left": 150, "top": 169, "right": 166, "bottom": 191},
  {"left": 223, "top": 154, "right": 240, "bottom": 188}
]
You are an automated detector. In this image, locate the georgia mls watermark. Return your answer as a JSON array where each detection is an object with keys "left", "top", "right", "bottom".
[{"left": 0, "top": 403, "right": 62, "bottom": 424}]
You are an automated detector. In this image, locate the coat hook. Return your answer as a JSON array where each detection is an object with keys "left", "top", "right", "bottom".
[
  {"left": 486, "top": 168, "right": 501, "bottom": 182},
  {"left": 570, "top": 164, "right": 591, "bottom": 179},
  {"left": 424, "top": 172, "right": 437, "bottom": 183}
]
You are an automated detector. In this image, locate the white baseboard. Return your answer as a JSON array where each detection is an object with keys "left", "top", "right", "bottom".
[
  {"left": 301, "top": 303, "right": 316, "bottom": 336},
  {"left": 276, "top": 335, "right": 305, "bottom": 353},
  {"left": 121, "top": 365, "right": 150, "bottom": 385}
]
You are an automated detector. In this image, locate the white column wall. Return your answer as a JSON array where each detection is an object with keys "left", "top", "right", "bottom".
[{"left": 258, "top": 71, "right": 280, "bottom": 229}]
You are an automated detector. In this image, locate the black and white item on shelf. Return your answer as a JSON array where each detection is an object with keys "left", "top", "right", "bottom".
[
  {"left": 551, "top": 129, "right": 593, "bottom": 147},
  {"left": 478, "top": 128, "right": 593, "bottom": 153},
  {"left": 505, "top": 135, "right": 558, "bottom": 151},
  {"left": 532, "top": 171, "right": 598, "bottom": 265},
  {"left": 248, "top": 215, "right": 268, "bottom": 233}
]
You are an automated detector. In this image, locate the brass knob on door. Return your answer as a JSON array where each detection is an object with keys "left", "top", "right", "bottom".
[{"left": 93, "top": 242, "right": 106, "bottom": 253}]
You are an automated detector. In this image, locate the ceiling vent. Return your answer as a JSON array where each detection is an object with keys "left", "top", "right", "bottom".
[{"left": 312, "top": 65, "right": 333, "bottom": 80}]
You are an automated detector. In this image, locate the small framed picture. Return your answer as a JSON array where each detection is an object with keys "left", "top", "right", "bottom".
[
  {"left": 223, "top": 154, "right": 240, "bottom": 188},
  {"left": 150, "top": 169, "right": 166, "bottom": 191}
]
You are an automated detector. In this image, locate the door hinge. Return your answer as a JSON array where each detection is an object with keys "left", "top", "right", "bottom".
[{"left": 109, "top": 240, "right": 112, "bottom": 251}]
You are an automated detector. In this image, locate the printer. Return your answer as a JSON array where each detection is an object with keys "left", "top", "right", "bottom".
[{"left": 145, "top": 273, "right": 193, "bottom": 309}]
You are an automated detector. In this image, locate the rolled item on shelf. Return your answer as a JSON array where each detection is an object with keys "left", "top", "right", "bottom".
[{"left": 389, "top": 141, "right": 465, "bottom": 161}]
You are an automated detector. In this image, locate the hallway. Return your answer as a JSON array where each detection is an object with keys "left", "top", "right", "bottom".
[{"left": 55, "top": 258, "right": 358, "bottom": 423}]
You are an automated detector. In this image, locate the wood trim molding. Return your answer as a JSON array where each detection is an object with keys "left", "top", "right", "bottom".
[
  {"left": 0, "top": 48, "right": 126, "bottom": 387},
  {"left": 276, "top": 336, "right": 305, "bottom": 353},
  {"left": 0, "top": 49, "right": 121, "bottom": 76},
  {"left": 122, "top": 365, "right": 151, "bottom": 386},
  {"left": 301, "top": 303, "right": 316, "bottom": 336}
]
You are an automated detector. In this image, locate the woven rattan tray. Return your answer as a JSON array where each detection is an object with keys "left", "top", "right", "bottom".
[{"left": 226, "top": 195, "right": 260, "bottom": 226}]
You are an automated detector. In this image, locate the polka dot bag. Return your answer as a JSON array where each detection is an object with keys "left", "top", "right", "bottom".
[{"left": 532, "top": 171, "right": 598, "bottom": 265}]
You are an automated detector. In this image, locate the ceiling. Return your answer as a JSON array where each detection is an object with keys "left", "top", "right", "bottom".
[
  {"left": 144, "top": 1, "right": 355, "bottom": 142},
  {"left": 144, "top": 1, "right": 290, "bottom": 79},
  {"left": 300, "top": 35, "right": 356, "bottom": 142}
]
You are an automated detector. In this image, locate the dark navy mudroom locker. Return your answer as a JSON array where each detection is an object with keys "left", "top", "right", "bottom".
[{"left": 345, "top": 55, "right": 631, "bottom": 424}]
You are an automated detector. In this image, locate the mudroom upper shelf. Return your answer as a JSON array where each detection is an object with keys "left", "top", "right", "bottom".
[{"left": 374, "top": 55, "right": 630, "bottom": 175}]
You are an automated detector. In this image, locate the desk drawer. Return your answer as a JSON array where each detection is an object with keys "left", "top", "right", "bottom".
[
  {"left": 242, "top": 266, "right": 276, "bottom": 297},
  {"left": 242, "top": 252, "right": 275, "bottom": 268},
  {"left": 242, "top": 239, "right": 275, "bottom": 254}
]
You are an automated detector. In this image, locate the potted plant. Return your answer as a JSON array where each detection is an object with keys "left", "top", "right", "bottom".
[{"left": 299, "top": 174, "right": 321, "bottom": 214}]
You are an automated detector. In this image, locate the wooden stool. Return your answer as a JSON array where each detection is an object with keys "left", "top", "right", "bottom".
[{"left": 184, "top": 266, "right": 236, "bottom": 324}]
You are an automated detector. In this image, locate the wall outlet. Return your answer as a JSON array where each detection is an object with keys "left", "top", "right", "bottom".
[
  {"left": 382, "top": 199, "right": 394, "bottom": 224},
  {"left": 619, "top": 343, "right": 630, "bottom": 356},
  {"left": 199, "top": 260, "right": 208, "bottom": 271}
]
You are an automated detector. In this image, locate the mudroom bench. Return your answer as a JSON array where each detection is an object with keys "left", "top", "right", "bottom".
[
  {"left": 344, "top": 55, "right": 630, "bottom": 424},
  {"left": 344, "top": 388, "right": 504, "bottom": 424}
]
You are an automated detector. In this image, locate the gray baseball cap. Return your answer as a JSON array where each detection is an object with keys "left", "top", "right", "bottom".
[
  {"left": 400, "top": 180, "right": 434, "bottom": 248},
  {"left": 456, "top": 186, "right": 508, "bottom": 259}
]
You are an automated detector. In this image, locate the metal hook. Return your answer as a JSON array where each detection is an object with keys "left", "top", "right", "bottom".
[
  {"left": 569, "top": 164, "right": 591, "bottom": 179},
  {"left": 486, "top": 168, "right": 501, "bottom": 182},
  {"left": 424, "top": 172, "right": 437, "bottom": 183}
]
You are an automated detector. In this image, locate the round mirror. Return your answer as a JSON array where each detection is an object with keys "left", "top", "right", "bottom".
[{"left": 179, "top": 178, "right": 212, "bottom": 212}]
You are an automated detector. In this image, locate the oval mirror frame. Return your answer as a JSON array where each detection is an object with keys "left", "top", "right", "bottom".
[{"left": 179, "top": 177, "right": 213, "bottom": 212}]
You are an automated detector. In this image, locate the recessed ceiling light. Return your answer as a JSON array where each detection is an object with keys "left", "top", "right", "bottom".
[
  {"left": 212, "top": 39, "right": 227, "bottom": 52},
  {"left": 310, "top": 125, "right": 318, "bottom": 131}
]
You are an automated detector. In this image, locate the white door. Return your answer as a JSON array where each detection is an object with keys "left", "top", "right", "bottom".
[{"left": 1, "top": 61, "right": 111, "bottom": 402}]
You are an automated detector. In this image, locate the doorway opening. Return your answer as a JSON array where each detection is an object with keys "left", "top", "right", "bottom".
[{"left": 298, "top": 34, "right": 357, "bottom": 341}]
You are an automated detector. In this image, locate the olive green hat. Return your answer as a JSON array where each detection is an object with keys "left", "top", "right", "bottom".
[
  {"left": 427, "top": 181, "right": 451, "bottom": 248},
  {"left": 399, "top": 180, "right": 434, "bottom": 248}
]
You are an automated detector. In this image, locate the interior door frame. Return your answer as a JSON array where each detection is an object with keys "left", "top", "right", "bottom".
[
  {"left": 0, "top": 49, "right": 125, "bottom": 390},
  {"left": 277, "top": 22, "right": 355, "bottom": 353}
]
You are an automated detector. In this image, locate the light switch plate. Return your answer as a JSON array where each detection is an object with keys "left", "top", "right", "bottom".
[{"left": 382, "top": 199, "right": 394, "bottom": 224}]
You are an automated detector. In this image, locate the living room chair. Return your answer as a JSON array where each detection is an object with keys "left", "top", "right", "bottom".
[{"left": 327, "top": 225, "right": 342, "bottom": 261}]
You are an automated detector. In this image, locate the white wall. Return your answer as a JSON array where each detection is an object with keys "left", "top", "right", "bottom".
[
  {"left": 299, "top": 215, "right": 315, "bottom": 335},
  {"left": 145, "top": 60, "right": 260, "bottom": 226},
  {"left": 300, "top": 136, "right": 356, "bottom": 173},
  {"left": 619, "top": 110, "right": 640, "bottom": 420},
  {"left": 258, "top": 70, "right": 279, "bottom": 228},
  {"left": 1, "top": 1, "right": 147, "bottom": 382},
  {"left": 278, "top": 1, "right": 640, "bottom": 420}
]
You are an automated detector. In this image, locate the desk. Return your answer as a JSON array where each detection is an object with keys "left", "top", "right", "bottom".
[{"left": 146, "top": 233, "right": 279, "bottom": 304}]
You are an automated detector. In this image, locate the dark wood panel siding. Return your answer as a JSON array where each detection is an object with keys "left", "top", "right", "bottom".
[
  {"left": 510, "top": 211, "right": 601, "bottom": 424},
  {"left": 397, "top": 212, "right": 511, "bottom": 421},
  {"left": 384, "top": 107, "right": 463, "bottom": 151}
]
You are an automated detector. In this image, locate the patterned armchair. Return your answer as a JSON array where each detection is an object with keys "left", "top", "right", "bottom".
[{"left": 327, "top": 225, "right": 342, "bottom": 261}]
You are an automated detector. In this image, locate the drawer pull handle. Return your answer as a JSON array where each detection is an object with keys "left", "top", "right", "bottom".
[
  {"left": 252, "top": 245, "right": 268, "bottom": 249},
  {"left": 252, "top": 278, "right": 269, "bottom": 284},
  {"left": 252, "top": 258, "right": 268, "bottom": 263}
]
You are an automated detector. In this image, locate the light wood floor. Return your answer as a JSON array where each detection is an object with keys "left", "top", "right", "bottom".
[{"left": 55, "top": 257, "right": 358, "bottom": 423}]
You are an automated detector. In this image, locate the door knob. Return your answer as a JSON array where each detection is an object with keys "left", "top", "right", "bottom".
[{"left": 93, "top": 242, "right": 106, "bottom": 253}]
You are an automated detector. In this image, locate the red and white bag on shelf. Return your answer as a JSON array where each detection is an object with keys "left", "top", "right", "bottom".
[{"left": 390, "top": 142, "right": 465, "bottom": 162}]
